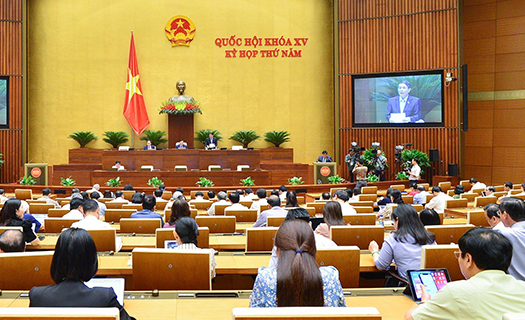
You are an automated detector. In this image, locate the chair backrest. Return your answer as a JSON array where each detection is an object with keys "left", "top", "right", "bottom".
[
  {"left": 330, "top": 225, "right": 384, "bottom": 249},
  {"left": 259, "top": 203, "right": 270, "bottom": 212},
  {"left": 44, "top": 218, "right": 81, "bottom": 233},
  {"left": 347, "top": 201, "right": 374, "bottom": 207},
  {"left": 26, "top": 200, "right": 46, "bottom": 204},
  {"left": 0, "top": 226, "right": 23, "bottom": 235},
  {"left": 353, "top": 206, "right": 374, "bottom": 213},
  {"left": 425, "top": 194, "right": 434, "bottom": 203},
  {"left": 155, "top": 200, "right": 168, "bottom": 211},
  {"left": 104, "top": 209, "right": 137, "bottom": 223},
  {"left": 358, "top": 194, "right": 377, "bottom": 202},
  {"left": 296, "top": 196, "right": 306, "bottom": 205},
  {"left": 494, "top": 185, "right": 505, "bottom": 192},
  {"left": 304, "top": 206, "right": 316, "bottom": 217},
  {"left": 438, "top": 181, "right": 452, "bottom": 192},
  {"left": 120, "top": 218, "right": 162, "bottom": 234},
  {"left": 329, "top": 187, "right": 346, "bottom": 195},
  {"left": 0, "top": 251, "right": 54, "bottom": 289},
  {"left": 162, "top": 191, "right": 172, "bottom": 200},
  {"left": 401, "top": 195, "right": 414, "bottom": 204},
  {"left": 191, "top": 200, "right": 213, "bottom": 210},
  {"left": 225, "top": 209, "right": 258, "bottom": 222},
  {"left": 239, "top": 200, "right": 254, "bottom": 207},
  {"left": 317, "top": 246, "right": 360, "bottom": 288},
  {"left": 0, "top": 308, "right": 119, "bottom": 319},
  {"left": 471, "top": 188, "right": 484, "bottom": 195},
  {"left": 512, "top": 194, "right": 525, "bottom": 200},
  {"left": 459, "top": 180, "right": 470, "bottom": 191},
  {"left": 104, "top": 202, "right": 124, "bottom": 209},
  {"left": 132, "top": 248, "right": 212, "bottom": 290},
  {"left": 417, "top": 183, "right": 430, "bottom": 191},
  {"left": 446, "top": 189, "right": 455, "bottom": 196},
  {"left": 361, "top": 186, "right": 378, "bottom": 194},
  {"left": 412, "top": 204, "right": 423, "bottom": 212},
  {"left": 195, "top": 216, "right": 236, "bottom": 233},
  {"left": 191, "top": 190, "right": 209, "bottom": 199},
  {"left": 47, "top": 208, "right": 70, "bottom": 218},
  {"left": 214, "top": 203, "right": 232, "bottom": 216},
  {"left": 246, "top": 227, "right": 278, "bottom": 252},
  {"left": 122, "top": 203, "right": 143, "bottom": 211},
  {"left": 15, "top": 189, "right": 33, "bottom": 200},
  {"left": 492, "top": 191, "right": 507, "bottom": 198},
  {"left": 232, "top": 307, "right": 380, "bottom": 320},
  {"left": 122, "top": 190, "right": 135, "bottom": 201},
  {"left": 421, "top": 244, "right": 463, "bottom": 281},
  {"left": 445, "top": 198, "right": 468, "bottom": 209},
  {"left": 29, "top": 203, "right": 55, "bottom": 214},
  {"left": 343, "top": 214, "right": 376, "bottom": 225},
  {"left": 467, "top": 210, "right": 490, "bottom": 227},
  {"left": 389, "top": 184, "right": 405, "bottom": 191},
  {"left": 474, "top": 196, "right": 497, "bottom": 208},
  {"left": 267, "top": 216, "right": 286, "bottom": 227},
  {"left": 155, "top": 227, "right": 210, "bottom": 249},
  {"left": 86, "top": 229, "right": 116, "bottom": 252},
  {"left": 305, "top": 202, "right": 325, "bottom": 214},
  {"left": 426, "top": 224, "right": 476, "bottom": 244},
  {"left": 460, "top": 193, "right": 477, "bottom": 202}
]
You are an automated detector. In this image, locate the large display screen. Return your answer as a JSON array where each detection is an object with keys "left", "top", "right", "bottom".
[
  {"left": 352, "top": 70, "right": 444, "bottom": 127},
  {"left": 0, "top": 76, "right": 8, "bottom": 128}
]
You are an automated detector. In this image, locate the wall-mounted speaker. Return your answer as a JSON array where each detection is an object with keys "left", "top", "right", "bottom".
[
  {"left": 448, "top": 163, "right": 458, "bottom": 176},
  {"left": 429, "top": 149, "right": 439, "bottom": 162}
]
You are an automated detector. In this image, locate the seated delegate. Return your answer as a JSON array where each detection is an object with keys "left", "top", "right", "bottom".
[
  {"left": 29, "top": 228, "right": 135, "bottom": 320},
  {"left": 250, "top": 219, "right": 345, "bottom": 307}
]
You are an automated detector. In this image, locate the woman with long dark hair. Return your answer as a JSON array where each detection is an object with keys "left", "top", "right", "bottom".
[
  {"left": 369, "top": 204, "right": 436, "bottom": 286},
  {"left": 250, "top": 219, "right": 345, "bottom": 307},
  {"left": 164, "top": 198, "right": 191, "bottom": 228},
  {"left": 29, "top": 228, "right": 134, "bottom": 320},
  {"left": 285, "top": 191, "right": 299, "bottom": 208},
  {"left": 315, "top": 201, "right": 347, "bottom": 239},
  {"left": 0, "top": 199, "right": 40, "bottom": 246},
  {"left": 378, "top": 189, "right": 404, "bottom": 219}
]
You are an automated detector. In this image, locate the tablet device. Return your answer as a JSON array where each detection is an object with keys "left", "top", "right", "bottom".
[
  {"left": 85, "top": 278, "right": 125, "bottom": 306},
  {"left": 406, "top": 268, "right": 451, "bottom": 301},
  {"left": 164, "top": 240, "right": 179, "bottom": 249}
]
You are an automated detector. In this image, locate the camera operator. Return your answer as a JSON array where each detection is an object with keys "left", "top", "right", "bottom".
[
  {"left": 373, "top": 149, "right": 387, "bottom": 181},
  {"left": 345, "top": 142, "right": 364, "bottom": 182}
]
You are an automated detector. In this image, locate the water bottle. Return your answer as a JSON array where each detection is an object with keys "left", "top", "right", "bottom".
[{"left": 378, "top": 214, "right": 384, "bottom": 227}]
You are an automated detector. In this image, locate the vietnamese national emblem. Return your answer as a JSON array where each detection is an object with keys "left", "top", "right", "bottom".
[{"left": 165, "top": 15, "right": 196, "bottom": 47}]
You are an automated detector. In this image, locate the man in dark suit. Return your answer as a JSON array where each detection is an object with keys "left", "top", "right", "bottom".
[
  {"left": 205, "top": 133, "right": 218, "bottom": 150},
  {"left": 385, "top": 80, "right": 421, "bottom": 123},
  {"left": 316, "top": 150, "right": 333, "bottom": 162},
  {"left": 143, "top": 140, "right": 156, "bottom": 150}
]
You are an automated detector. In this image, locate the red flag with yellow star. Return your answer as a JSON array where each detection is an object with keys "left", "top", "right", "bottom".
[{"left": 123, "top": 32, "right": 150, "bottom": 135}]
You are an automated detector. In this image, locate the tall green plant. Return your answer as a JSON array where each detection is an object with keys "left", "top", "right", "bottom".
[
  {"left": 229, "top": 130, "right": 260, "bottom": 148},
  {"left": 140, "top": 130, "right": 168, "bottom": 147},
  {"left": 69, "top": 131, "right": 97, "bottom": 148},
  {"left": 103, "top": 131, "right": 129, "bottom": 148},
  {"left": 195, "top": 129, "right": 223, "bottom": 147},
  {"left": 264, "top": 130, "right": 290, "bottom": 147}
]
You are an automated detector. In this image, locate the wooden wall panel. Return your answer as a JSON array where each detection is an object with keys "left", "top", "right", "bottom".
[
  {"left": 338, "top": 0, "right": 460, "bottom": 182},
  {"left": 0, "top": 0, "right": 24, "bottom": 183}
]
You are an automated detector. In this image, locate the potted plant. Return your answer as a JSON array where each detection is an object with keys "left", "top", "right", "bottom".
[
  {"left": 362, "top": 149, "right": 389, "bottom": 171},
  {"left": 196, "top": 177, "right": 214, "bottom": 187},
  {"left": 229, "top": 130, "right": 260, "bottom": 148},
  {"left": 401, "top": 149, "right": 431, "bottom": 174},
  {"left": 60, "top": 176, "right": 76, "bottom": 187},
  {"left": 240, "top": 176, "right": 255, "bottom": 187},
  {"left": 68, "top": 131, "right": 97, "bottom": 148},
  {"left": 20, "top": 176, "right": 36, "bottom": 185},
  {"left": 264, "top": 130, "right": 290, "bottom": 147},
  {"left": 140, "top": 130, "right": 168, "bottom": 148},
  {"left": 106, "top": 177, "right": 122, "bottom": 187},
  {"left": 328, "top": 175, "right": 345, "bottom": 184},
  {"left": 195, "top": 129, "right": 223, "bottom": 148},
  {"left": 396, "top": 171, "right": 409, "bottom": 180},
  {"left": 367, "top": 173, "right": 379, "bottom": 182},
  {"left": 288, "top": 176, "right": 304, "bottom": 185},
  {"left": 147, "top": 177, "right": 164, "bottom": 188},
  {"left": 102, "top": 131, "right": 129, "bottom": 149}
]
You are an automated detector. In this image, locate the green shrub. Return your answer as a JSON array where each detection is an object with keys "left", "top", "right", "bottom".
[
  {"left": 264, "top": 131, "right": 290, "bottom": 147},
  {"left": 229, "top": 130, "right": 260, "bottom": 148},
  {"left": 69, "top": 131, "right": 97, "bottom": 148}
]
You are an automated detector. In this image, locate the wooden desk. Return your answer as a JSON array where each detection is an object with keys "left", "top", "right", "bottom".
[
  {"left": 2, "top": 289, "right": 415, "bottom": 320},
  {"left": 444, "top": 207, "right": 483, "bottom": 218}
]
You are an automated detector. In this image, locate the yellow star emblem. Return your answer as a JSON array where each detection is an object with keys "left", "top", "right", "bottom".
[
  {"left": 126, "top": 68, "right": 142, "bottom": 102},
  {"left": 176, "top": 19, "right": 185, "bottom": 28}
]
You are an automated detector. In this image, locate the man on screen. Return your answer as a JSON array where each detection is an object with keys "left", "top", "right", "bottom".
[{"left": 386, "top": 80, "right": 421, "bottom": 123}]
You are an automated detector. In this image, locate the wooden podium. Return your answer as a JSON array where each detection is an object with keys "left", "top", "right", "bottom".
[
  {"left": 313, "top": 162, "right": 337, "bottom": 184},
  {"left": 168, "top": 114, "right": 194, "bottom": 149}
]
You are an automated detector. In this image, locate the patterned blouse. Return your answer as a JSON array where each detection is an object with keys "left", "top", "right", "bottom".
[{"left": 249, "top": 266, "right": 346, "bottom": 307}]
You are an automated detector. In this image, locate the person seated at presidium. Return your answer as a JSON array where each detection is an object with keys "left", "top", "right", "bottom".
[
  {"left": 369, "top": 204, "right": 436, "bottom": 286},
  {"left": 250, "top": 219, "right": 345, "bottom": 307},
  {"left": 112, "top": 160, "right": 126, "bottom": 171},
  {"left": 175, "top": 139, "right": 188, "bottom": 149},
  {"left": 205, "top": 133, "right": 218, "bottom": 150},
  {"left": 143, "top": 140, "right": 156, "bottom": 150},
  {"left": 386, "top": 80, "right": 421, "bottom": 123},
  {"left": 0, "top": 199, "right": 40, "bottom": 246},
  {"left": 405, "top": 227, "right": 525, "bottom": 320},
  {"left": 0, "top": 229, "right": 26, "bottom": 253},
  {"left": 130, "top": 195, "right": 164, "bottom": 226},
  {"left": 316, "top": 150, "right": 333, "bottom": 163},
  {"left": 29, "top": 228, "right": 135, "bottom": 320}
]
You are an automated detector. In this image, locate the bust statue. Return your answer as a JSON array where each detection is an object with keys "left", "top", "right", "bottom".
[{"left": 169, "top": 80, "right": 194, "bottom": 102}]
